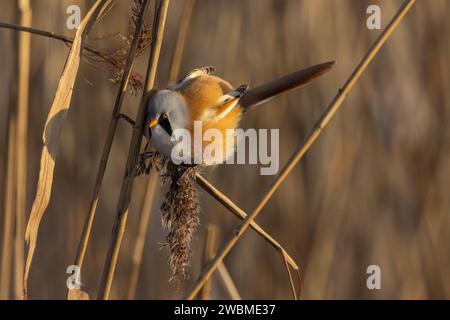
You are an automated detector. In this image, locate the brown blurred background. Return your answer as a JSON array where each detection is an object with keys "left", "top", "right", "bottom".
[{"left": 0, "top": 0, "right": 449, "bottom": 299}]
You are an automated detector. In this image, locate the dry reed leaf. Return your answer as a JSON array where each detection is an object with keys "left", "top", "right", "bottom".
[
  {"left": 67, "top": 288, "right": 90, "bottom": 300},
  {"left": 23, "top": 0, "right": 113, "bottom": 298}
]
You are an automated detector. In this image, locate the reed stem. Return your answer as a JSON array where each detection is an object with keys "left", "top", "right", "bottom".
[
  {"left": 73, "top": 0, "right": 151, "bottom": 273},
  {"left": 14, "top": 0, "right": 31, "bottom": 300},
  {"left": 97, "top": 0, "right": 170, "bottom": 300},
  {"left": 200, "top": 225, "right": 216, "bottom": 300},
  {"left": 125, "top": 171, "right": 157, "bottom": 299},
  {"left": 168, "top": 0, "right": 195, "bottom": 83}
]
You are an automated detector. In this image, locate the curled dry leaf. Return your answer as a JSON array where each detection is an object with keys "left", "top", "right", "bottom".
[{"left": 23, "top": 0, "right": 113, "bottom": 298}]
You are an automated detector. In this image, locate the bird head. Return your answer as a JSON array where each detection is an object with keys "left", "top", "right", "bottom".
[{"left": 145, "top": 89, "right": 189, "bottom": 157}]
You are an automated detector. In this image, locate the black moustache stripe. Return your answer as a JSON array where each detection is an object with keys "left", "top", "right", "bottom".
[{"left": 159, "top": 117, "right": 173, "bottom": 136}]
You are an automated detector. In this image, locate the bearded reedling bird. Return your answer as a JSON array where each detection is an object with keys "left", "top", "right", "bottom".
[
  {"left": 143, "top": 62, "right": 335, "bottom": 281},
  {"left": 145, "top": 61, "right": 335, "bottom": 166}
]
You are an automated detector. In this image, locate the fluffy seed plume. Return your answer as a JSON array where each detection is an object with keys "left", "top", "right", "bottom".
[
  {"left": 83, "top": 0, "right": 151, "bottom": 95},
  {"left": 137, "top": 149, "right": 200, "bottom": 283}
]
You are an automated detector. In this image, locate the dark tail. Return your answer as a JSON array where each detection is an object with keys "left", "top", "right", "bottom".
[{"left": 240, "top": 61, "right": 335, "bottom": 110}]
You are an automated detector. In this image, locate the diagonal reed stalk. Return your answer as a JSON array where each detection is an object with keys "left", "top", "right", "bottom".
[
  {"left": 195, "top": 174, "right": 298, "bottom": 268},
  {"left": 97, "top": 0, "right": 170, "bottom": 300},
  {"left": 195, "top": 173, "right": 300, "bottom": 298},
  {"left": 14, "top": 0, "right": 31, "bottom": 300},
  {"left": 73, "top": 0, "right": 152, "bottom": 272},
  {"left": 185, "top": 0, "right": 417, "bottom": 299}
]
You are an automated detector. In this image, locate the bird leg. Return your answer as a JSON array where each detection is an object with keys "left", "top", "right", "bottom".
[{"left": 136, "top": 141, "right": 154, "bottom": 176}]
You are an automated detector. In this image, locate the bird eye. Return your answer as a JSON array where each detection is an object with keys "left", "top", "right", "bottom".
[{"left": 160, "top": 112, "right": 168, "bottom": 120}]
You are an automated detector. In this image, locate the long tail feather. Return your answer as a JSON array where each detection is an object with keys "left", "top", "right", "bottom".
[{"left": 240, "top": 61, "right": 335, "bottom": 110}]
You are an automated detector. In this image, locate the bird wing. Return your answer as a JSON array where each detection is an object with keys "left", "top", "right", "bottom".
[
  {"left": 201, "top": 84, "right": 249, "bottom": 123},
  {"left": 170, "top": 66, "right": 215, "bottom": 90}
]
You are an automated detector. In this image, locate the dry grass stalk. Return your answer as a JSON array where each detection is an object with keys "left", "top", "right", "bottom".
[
  {"left": 126, "top": 171, "right": 157, "bottom": 299},
  {"left": 200, "top": 225, "right": 216, "bottom": 300},
  {"left": 217, "top": 262, "right": 241, "bottom": 300},
  {"left": 200, "top": 225, "right": 242, "bottom": 300},
  {"left": 168, "top": 0, "right": 196, "bottom": 83},
  {"left": 14, "top": 0, "right": 31, "bottom": 300},
  {"left": 97, "top": 0, "right": 170, "bottom": 300},
  {"left": 0, "top": 120, "right": 16, "bottom": 299},
  {"left": 185, "top": 0, "right": 417, "bottom": 299},
  {"left": 22, "top": 0, "right": 113, "bottom": 299},
  {"left": 73, "top": 0, "right": 152, "bottom": 274}
]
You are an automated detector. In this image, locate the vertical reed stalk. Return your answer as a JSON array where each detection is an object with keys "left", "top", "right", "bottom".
[
  {"left": 185, "top": 0, "right": 417, "bottom": 299},
  {"left": 200, "top": 225, "right": 216, "bottom": 300},
  {"left": 14, "top": 0, "right": 31, "bottom": 300},
  {"left": 73, "top": 0, "right": 152, "bottom": 271},
  {"left": 217, "top": 262, "right": 241, "bottom": 300},
  {"left": 97, "top": 0, "right": 170, "bottom": 300},
  {"left": 200, "top": 226, "right": 242, "bottom": 300},
  {"left": 168, "top": 0, "right": 195, "bottom": 83},
  {"left": 0, "top": 120, "right": 17, "bottom": 299},
  {"left": 126, "top": 1, "right": 195, "bottom": 298},
  {"left": 125, "top": 171, "right": 157, "bottom": 299}
]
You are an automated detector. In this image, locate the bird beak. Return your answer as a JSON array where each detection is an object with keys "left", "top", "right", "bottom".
[
  {"left": 148, "top": 118, "right": 158, "bottom": 128},
  {"left": 144, "top": 118, "right": 157, "bottom": 141}
]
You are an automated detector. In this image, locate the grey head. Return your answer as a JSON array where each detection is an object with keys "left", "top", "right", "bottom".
[{"left": 145, "top": 89, "right": 189, "bottom": 157}]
